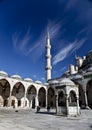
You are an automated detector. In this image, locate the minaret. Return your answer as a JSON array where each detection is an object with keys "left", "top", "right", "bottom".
[{"left": 45, "top": 31, "right": 52, "bottom": 82}]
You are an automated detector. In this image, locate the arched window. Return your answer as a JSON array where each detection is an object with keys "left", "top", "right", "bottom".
[
  {"left": 69, "top": 91, "right": 77, "bottom": 106},
  {"left": 58, "top": 91, "right": 66, "bottom": 106}
]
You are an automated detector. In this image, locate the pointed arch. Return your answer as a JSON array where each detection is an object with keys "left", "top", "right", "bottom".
[
  {"left": 86, "top": 79, "right": 92, "bottom": 108},
  {"left": 74, "top": 82, "right": 85, "bottom": 107},
  {"left": 27, "top": 85, "right": 37, "bottom": 108},
  {"left": 58, "top": 90, "right": 66, "bottom": 106},
  {"left": 0, "top": 79, "right": 11, "bottom": 107},
  {"left": 12, "top": 82, "right": 25, "bottom": 107},
  {"left": 38, "top": 87, "right": 46, "bottom": 107},
  {"left": 69, "top": 90, "right": 77, "bottom": 106},
  {"left": 47, "top": 87, "right": 56, "bottom": 108}
]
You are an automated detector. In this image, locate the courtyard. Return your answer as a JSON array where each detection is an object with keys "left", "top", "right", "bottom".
[{"left": 0, "top": 108, "right": 92, "bottom": 130}]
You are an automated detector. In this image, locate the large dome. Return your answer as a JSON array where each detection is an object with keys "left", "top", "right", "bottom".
[
  {"left": 0, "top": 70, "right": 8, "bottom": 76},
  {"left": 11, "top": 74, "right": 22, "bottom": 79}
]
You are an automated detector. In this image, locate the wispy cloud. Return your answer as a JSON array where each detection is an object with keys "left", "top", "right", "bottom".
[
  {"left": 47, "top": 21, "right": 63, "bottom": 39},
  {"left": 12, "top": 21, "right": 62, "bottom": 62},
  {"left": 53, "top": 37, "right": 87, "bottom": 65},
  {"left": 12, "top": 27, "right": 31, "bottom": 55},
  {"left": 27, "top": 21, "right": 62, "bottom": 61}
]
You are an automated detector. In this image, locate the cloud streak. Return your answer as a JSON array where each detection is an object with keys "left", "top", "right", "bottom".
[
  {"left": 12, "top": 27, "right": 31, "bottom": 55},
  {"left": 12, "top": 21, "right": 62, "bottom": 62},
  {"left": 27, "top": 21, "right": 62, "bottom": 61},
  {"left": 53, "top": 37, "right": 87, "bottom": 65}
]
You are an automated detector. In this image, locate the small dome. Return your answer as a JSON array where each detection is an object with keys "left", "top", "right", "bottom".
[
  {"left": 87, "top": 67, "right": 92, "bottom": 72},
  {"left": 0, "top": 70, "right": 8, "bottom": 76},
  {"left": 11, "top": 74, "right": 22, "bottom": 79},
  {"left": 49, "top": 80, "right": 59, "bottom": 84},
  {"left": 35, "top": 80, "right": 42, "bottom": 84},
  {"left": 88, "top": 50, "right": 92, "bottom": 55},
  {"left": 59, "top": 78, "right": 75, "bottom": 86},
  {"left": 73, "top": 74, "right": 82, "bottom": 79},
  {"left": 24, "top": 78, "right": 33, "bottom": 82}
]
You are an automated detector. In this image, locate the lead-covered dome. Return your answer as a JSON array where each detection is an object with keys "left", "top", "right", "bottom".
[
  {"left": 49, "top": 78, "right": 75, "bottom": 86},
  {"left": 49, "top": 79, "right": 59, "bottom": 84},
  {"left": 11, "top": 74, "right": 22, "bottom": 79},
  {"left": 35, "top": 80, "right": 42, "bottom": 84},
  {"left": 73, "top": 74, "right": 82, "bottom": 80},
  {"left": 24, "top": 78, "right": 33, "bottom": 82},
  {"left": 0, "top": 70, "right": 8, "bottom": 76},
  {"left": 86, "top": 67, "right": 92, "bottom": 72},
  {"left": 59, "top": 78, "right": 75, "bottom": 86}
]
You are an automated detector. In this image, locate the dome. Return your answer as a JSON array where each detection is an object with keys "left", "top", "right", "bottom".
[
  {"left": 86, "top": 67, "right": 92, "bottom": 72},
  {"left": 73, "top": 74, "right": 82, "bottom": 79},
  {"left": 0, "top": 70, "right": 8, "bottom": 76},
  {"left": 88, "top": 50, "right": 92, "bottom": 55},
  {"left": 11, "top": 74, "right": 22, "bottom": 79},
  {"left": 24, "top": 78, "right": 33, "bottom": 82},
  {"left": 59, "top": 78, "right": 75, "bottom": 86},
  {"left": 35, "top": 80, "right": 42, "bottom": 84},
  {"left": 49, "top": 80, "right": 59, "bottom": 84}
]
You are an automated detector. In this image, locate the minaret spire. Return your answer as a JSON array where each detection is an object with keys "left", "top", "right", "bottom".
[{"left": 45, "top": 30, "right": 52, "bottom": 82}]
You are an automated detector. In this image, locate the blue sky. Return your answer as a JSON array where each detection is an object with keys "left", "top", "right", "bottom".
[{"left": 0, "top": 0, "right": 92, "bottom": 82}]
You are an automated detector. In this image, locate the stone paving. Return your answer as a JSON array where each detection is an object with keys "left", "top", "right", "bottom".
[{"left": 0, "top": 108, "right": 92, "bottom": 130}]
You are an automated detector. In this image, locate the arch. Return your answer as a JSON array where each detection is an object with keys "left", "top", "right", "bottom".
[
  {"left": 58, "top": 90, "right": 66, "bottom": 106},
  {"left": 38, "top": 87, "right": 46, "bottom": 107},
  {"left": 27, "top": 85, "right": 37, "bottom": 108},
  {"left": 0, "top": 79, "right": 10, "bottom": 107},
  {"left": 78, "top": 84, "right": 85, "bottom": 107},
  {"left": 86, "top": 79, "right": 92, "bottom": 109},
  {"left": 12, "top": 82, "right": 25, "bottom": 107},
  {"left": 47, "top": 87, "right": 56, "bottom": 108},
  {"left": 74, "top": 82, "right": 85, "bottom": 108},
  {"left": 69, "top": 90, "right": 77, "bottom": 106}
]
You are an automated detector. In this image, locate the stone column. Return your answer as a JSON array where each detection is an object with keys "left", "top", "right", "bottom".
[
  {"left": 46, "top": 90, "right": 48, "bottom": 108},
  {"left": 66, "top": 94, "right": 69, "bottom": 116},
  {"left": 84, "top": 91, "right": 89, "bottom": 108},
  {"left": 82, "top": 80, "right": 89, "bottom": 109},
  {"left": 76, "top": 95, "right": 80, "bottom": 115},
  {"left": 23, "top": 91, "right": 26, "bottom": 107},
  {"left": 9, "top": 90, "right": 12, "bottom": 107},
  {"left": 56, "top": 93, "right": 58, "bottom": 114},
  {"left": 35, "top": 92, "right": 39, "bottom": 107}
]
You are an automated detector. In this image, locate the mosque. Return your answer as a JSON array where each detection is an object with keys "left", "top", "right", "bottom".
[{"left": 0, "top": 32, "right": 91, "bottom": 116}]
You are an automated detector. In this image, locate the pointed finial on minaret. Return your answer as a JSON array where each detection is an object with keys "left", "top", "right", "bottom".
[{"left": 47, "top": 27, "right": 50, "bottom": 39}]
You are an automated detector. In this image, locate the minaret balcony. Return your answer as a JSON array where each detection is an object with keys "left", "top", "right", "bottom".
[
  {"left": 45, "top": 66, "right": 52, "bottom": 70},
  {"left": 46, "top": 55, "right": 51, "bottom": 58},
  {"left": 45, "top": 45, "right": 51, "bottom": 49}
]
